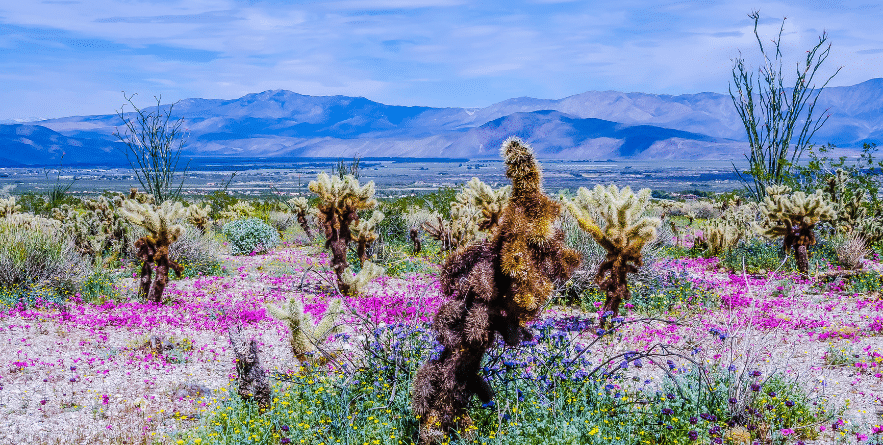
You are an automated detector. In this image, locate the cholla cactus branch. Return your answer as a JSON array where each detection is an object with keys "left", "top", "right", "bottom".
[
  {"left": 227, "top": 326, "right": 271, "bottom": 412},
  {"left": 412, "top": 137, "right": 581, "bottom": 443},
  {"left": 564, "top": 184, "right": 660, "bottom": 318}
]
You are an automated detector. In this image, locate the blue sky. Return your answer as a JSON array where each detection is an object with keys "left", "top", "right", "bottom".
[{"left": 0, "top": 0, "right": 881, "bottom": 121}]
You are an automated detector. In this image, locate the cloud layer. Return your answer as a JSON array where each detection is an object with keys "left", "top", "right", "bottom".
[{"left": 1, "top": 0, "right": 881, "bottom": 120}]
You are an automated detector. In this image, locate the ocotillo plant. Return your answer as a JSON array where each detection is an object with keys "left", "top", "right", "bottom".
[
  {"left": 411, "top": 137, "right": 581, "bottom": 444},
  {"left": 121, "top": 200, "right": 187, "bottom": 303},
  {"left": 265, "top": 297, "right": 343, "bottom": 364},
  {"left": 758, "top": 185, "right": 835, "bottom": 275},
  {"left": 350, "top": 210, "right": 384, "bottom": 265},
  {"left": 564, "top": 184, "right": 660, "bottom": 318},
  {"left": 286, "top": 196, "right": 314, "bottom": 238},
  {"left": 308, "top": 172, "right": 379, "bottom": 294}
]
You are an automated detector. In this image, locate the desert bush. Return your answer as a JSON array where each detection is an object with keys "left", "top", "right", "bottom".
[
  {"left": 0, "top": 216, "right": 87, "bottom": 305},
  {"left": 831, "top": 231, "right": 870, "bottom": 270},
  {"left": 168, "top": 223, "right": 224, "bottom": 276},
  {"left": 222, "top": 217, "right": 279, "bottom": 256}
]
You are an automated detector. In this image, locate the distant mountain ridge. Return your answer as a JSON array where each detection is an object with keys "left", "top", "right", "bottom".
[{"left": 2, "top": 78, "right": 881, "bottom": 165}]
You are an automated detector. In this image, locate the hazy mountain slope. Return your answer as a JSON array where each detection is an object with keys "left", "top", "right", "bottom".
[{"left": 9, "top": 78, "right": 881, "bottom": 161}]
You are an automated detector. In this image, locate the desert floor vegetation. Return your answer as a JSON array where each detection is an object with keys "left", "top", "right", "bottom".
[{"left": 1, "top": 144, "right": 883, "bottom": 445}]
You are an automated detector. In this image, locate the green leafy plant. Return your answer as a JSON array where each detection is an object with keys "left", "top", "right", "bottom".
[{"left": 222, "top": 217, "right": 280, "bottom": 256}]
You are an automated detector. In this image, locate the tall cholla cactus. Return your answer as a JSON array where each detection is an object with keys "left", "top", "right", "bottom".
[
  {"left": 265, "top": 297, "right": 344, "bottom": 364},
  {"left": 287, "top": 196, "right": 314, "bottom": 239},
  {"left": 564, "top": 184, "right": 660, "bottom": 318},
  {"left": 758, "top": 184, "right": 835, "bottom": 275},
  {"left": 0, "top": 196, "right": 21, "bottom": 217},
  {"left": 308, "top": 172, "right": 379, "bottom": 295},
  {"left": 350, "top": 210, "right": 384, "bottom": 265},
  {"left": 412, "top": 137, "right": 581, "bottom": 444},
  {"left": 220, "top": 201, "right": 256, "bottom": 220},
  {"left": 187, "top": 204, "right": 211, "bottom": 232},
  {"left": 121, "top": 200, "right": 188, "bottom": 303}
]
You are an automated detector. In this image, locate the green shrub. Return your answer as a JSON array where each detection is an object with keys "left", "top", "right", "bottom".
[
  {"left": 222, "top": 218, "right": 280, "bottom": 255},
  {"left": 0, "top": 216, "right": 87, "bottom": 306},
  {"left": 168, "top": 224, "right": 225, "bottom": 277}
]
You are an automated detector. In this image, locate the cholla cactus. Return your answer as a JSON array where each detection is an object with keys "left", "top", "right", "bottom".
[
  {"left": 758, "top": 185, "right": 835, "bottom": 275},
  {"left": 453, "top": 177, "right": 510, "bottom": 231},
  {"left": 220, "top": 201, "right": 256, "bottom": 220},
  {"left": 0, "top": 196, "right": 20, "bottom": 217},
  {"left": 824, "top": 169, "right": 866, "bottom": 232},
  {"left": 227, "top": 325, "right": 271, "bottom": 412},
  {"left": 187, "top": 204, "right": 211, "bottom": 232},
  {"left": 287, "top": 196, "right": 314, "bottom": 238},
  {"left": 342, "top": 261, "right": 385, "bottom": 295},
  {"left": 128, "top": 187, "right": 155, "bottom": 204},
  {"left": 564, "top": 184, "right": 660, "bottom": 317},
  {"left": 121, "top": 200, "right": 188, "bottom": 303},
  {"left": 265, "top": 297, "right": 344, "bottom": 364},
  {"left": 696, "top": 220, "right": 742, "bottom": 257},
  {"left": 422, "top": 179, "right": 509, "bottom": 252},
  {"left": 308, "top": 173, "right": 378, "bottom": 294},
  {"left": 404, "top": 208, "right": 440, "bottom": 254},
  {"left": 412, "top": 137, "right": 581, "bottom": 444},
  {"left": 350, "top": 211, "right": 384, "bottom": 265}
]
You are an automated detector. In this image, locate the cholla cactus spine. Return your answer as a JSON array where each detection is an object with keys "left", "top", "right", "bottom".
[
  {"left": 759, "top": 185, "right": 835, "bottom": 275},
  {"left": 265, "top": 297, "right": 344, "bottom": 363},
  {"left": 564, "top": 184, "right": 660, "bottom": 317}
]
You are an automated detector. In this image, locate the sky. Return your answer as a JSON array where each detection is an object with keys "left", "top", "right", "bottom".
[{"left": 0, "top": 0, "right": 881, "bottom": 121}]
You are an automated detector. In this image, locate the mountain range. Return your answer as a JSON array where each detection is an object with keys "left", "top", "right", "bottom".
[{"left": 2, "top": 78, "right": 882, "bottom": 165}]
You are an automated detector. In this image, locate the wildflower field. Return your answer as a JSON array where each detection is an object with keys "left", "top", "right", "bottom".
[{"left": 1, "top": 144, "right": 883, "bottom": 445}]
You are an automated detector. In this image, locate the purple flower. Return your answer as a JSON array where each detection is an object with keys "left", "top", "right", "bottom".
[
  {"left": 689, "top": 416, "right": 698, "bottom": 425},
  {"left": 688, "top": 430, "right": 698, "bottom": 441},
  {"left": 662, "top": 408, "right": 674, "bottom": 415},
  {"left": 785, "top": 400, "right": 794, "bottom": 407},
  {"left": 750, "top": 383, "right": 761, "bottom": 392},
  {"left": 280, "top": 425, "right": 289, "bottom": 432},
  {"left": 728, "top": 397, "right": 737, "bottom": 404}
]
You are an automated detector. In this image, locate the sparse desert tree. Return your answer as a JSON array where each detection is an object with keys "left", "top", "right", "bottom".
[
  {"left": 411, "top": 137, "right": 581, "bottom": 444},
  {"left": 115, "top": 93, "right": 190, "bottom": 204},
  {"left": 757, "top": 185, "right": 835, "bottom": 275},
  {"left": 564, "top": 184, "right": 660, "bottom": 318},
  {"left": 730, "top": 11, "right": 840, "bottom": 200},
  {"left": 121, "top": 200, "right": 187, "bottom": 303}
]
